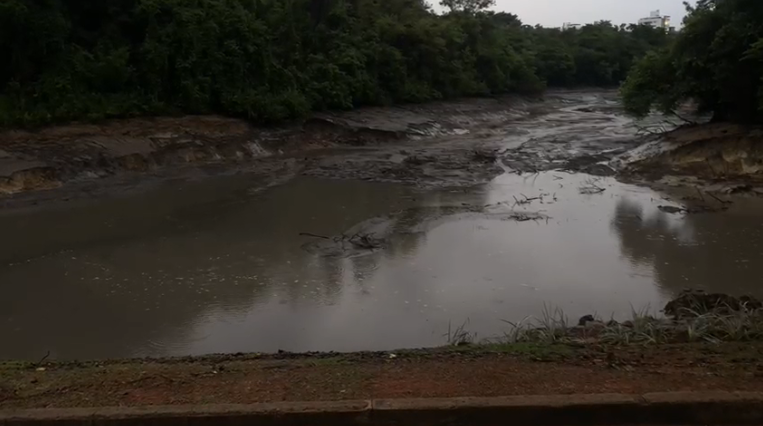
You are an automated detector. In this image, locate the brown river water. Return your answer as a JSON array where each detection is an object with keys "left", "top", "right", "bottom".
[
  {"left": 2, "top": 91, "right": 763, "bottom": 361},
  {"left": 2, "top": 173, "right": 763, "bottom": 360}
]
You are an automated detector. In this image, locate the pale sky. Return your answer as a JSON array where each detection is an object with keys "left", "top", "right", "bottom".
[{"left": 436, "top": 0, "right": 695, "bottom": 28}]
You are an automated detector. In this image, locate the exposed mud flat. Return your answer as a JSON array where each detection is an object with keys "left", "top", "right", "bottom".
[
  {"left": 0, "top": 90, "right": 678, "bottom": 198},
  {"left": 3, "top": 91, "right": 762, "bottom": 199},
  {"left": 496, "top": 91, "right": 648, "bottom": 176},
  {"left": 299, "top": 91, "right": 654, "bottom": 188},
  {"left": 0, "top": 97, "right": 535, "bottom": 195}
]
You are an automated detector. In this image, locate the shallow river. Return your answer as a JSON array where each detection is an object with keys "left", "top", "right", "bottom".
[{"left": 2, "top": 169, "right": 763, "bottom": 360}]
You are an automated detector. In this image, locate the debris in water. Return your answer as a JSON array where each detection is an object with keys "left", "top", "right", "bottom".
[
  {"left": 657, "top": 205, "right": 684, "bottom": 214},
  {"left": 509, "top": 212, "right": 548, "bottom": 222},
  {"left": 512, "top": 194, "right": 541, "bottom": 207},
  {"left": 578, "top": 178, "right": 606, "bottom": 194},
  {"left": 658, "top": 204, "right": 729, "bottom": 215}
]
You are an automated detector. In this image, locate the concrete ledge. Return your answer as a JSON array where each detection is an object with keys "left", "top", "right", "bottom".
[
  {"left": 2, "top": 392, "right": 763, "bottom": 425},
  {"left": 372, "top": 394, "right": 644, "bottom": 426}
]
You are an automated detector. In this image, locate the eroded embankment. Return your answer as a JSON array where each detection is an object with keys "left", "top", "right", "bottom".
[
  {"left": 4, "top": 91, "right": 762, "bottom": 198},
  {"left": 0, "top": 116, "right": 388, "bottom": 194},
  {"left": 617, "top": 123, "right": 763, "bottom": 192},
  {"left": 0, "top": 97, "right": 535, "bottom": 195}
]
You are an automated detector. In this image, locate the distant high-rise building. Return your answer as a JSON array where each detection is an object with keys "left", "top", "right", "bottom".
[
  {"left": 638, "top": 10, "right": 671, "bottom": 29},
  {"left": 562, "top": 22, "right": 582, "bottom": 30}
]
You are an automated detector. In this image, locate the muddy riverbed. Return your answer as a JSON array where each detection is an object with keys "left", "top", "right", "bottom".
[{"left": 2, "top": 91, "right": 763, "bottom": 361}]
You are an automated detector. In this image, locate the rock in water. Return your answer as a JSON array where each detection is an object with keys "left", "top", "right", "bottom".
[{"left": 578, "top": 315, "right": 596, "bottom": 326}]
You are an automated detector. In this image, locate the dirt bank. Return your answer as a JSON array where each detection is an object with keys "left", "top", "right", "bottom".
[
  {"left": 4, "top": 91, "right": 762, "bottom": 199},
  {"left": 0, "top": 97, "right": 536, "bottom": 195},
  {"left": 0, "top": 90, "right": 653, "bottom": 198},
  {"left": 616, "top": 123, "right": 763, "bottom": 193},
  {"left": 2, "top": 342, "right": 763, "bottom": 409}
]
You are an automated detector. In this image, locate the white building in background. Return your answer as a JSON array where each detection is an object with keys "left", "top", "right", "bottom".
[
  {"left": 562, "top": 22, "right": 582, "bottom": 30},
  {"left": 638, "top": 10, "right": 671, "bottom": 29}
]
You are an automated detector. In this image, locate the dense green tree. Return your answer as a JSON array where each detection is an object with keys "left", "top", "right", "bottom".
[
  {"left": 622, "top": 0, "right": 763, "bottom": 123},
  {"left": 0, "top": 0, "right": 673, "bottom": 127},
  {"left": 527, "top": 21, "right": 673, "bottom": 88}
]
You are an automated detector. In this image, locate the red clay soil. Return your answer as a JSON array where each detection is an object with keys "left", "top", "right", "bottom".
[{"left": 2, "top": 343, "right": 763, "bottom": 409}]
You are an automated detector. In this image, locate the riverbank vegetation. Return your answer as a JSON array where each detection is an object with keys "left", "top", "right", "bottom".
[
  {"left": 447, "top": 292, "right": 763, "bottom": 347},
  {"left": 1, "top": 0, "right": 671, "bottom": 127},
  {"left": 622, "top": 0, "right": 763, "bottom": 124},
  {"left": 2, "top": 291, "right": 762, "bottom": 410}
]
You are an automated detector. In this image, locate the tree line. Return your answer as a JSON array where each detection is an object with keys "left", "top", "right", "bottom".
[{"left": 0, "top": 0, "right": 672, "bottom": 127}]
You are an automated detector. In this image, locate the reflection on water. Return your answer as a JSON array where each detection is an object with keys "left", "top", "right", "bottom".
[
  {"left": 612, "top": 196, "right": 763, "bottom": 296},
  {"left": 2, "top": 173, "right": 763, "bottom": 360}
]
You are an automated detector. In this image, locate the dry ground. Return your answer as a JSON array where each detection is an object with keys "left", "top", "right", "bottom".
[{"left": 2, "top": 342, "right": 763, "bottom": 409}]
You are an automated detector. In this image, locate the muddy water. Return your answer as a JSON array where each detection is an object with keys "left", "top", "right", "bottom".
[{"left": 2, "top": 171, "right": 763, "bottom": 360}]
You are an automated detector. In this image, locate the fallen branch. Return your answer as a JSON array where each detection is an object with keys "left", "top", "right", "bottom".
[
  {"left": 706, "top": 192, "right": 733, "bottom": 205},
  {"left": 658, "top": 204, "right": 729, "bottom": 215},
  {"left": 578, "top": 178, "right": 606, "bottom": 195},
  {"left": 299, "top": 232, "right": 331, "bottom": 240},
  {"left": 509, "top": 212, "right": 550, "bottom": 222},
  {"left": 35, "top": 351, "right": 50, "bottom": 367},
  {"left": 513, "top": 194, "right": 542, "bottom": 207}
]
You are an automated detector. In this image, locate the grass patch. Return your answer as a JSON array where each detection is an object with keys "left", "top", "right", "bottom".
[
  {"left": 445, "top": 319, "right": 477, "bottom": 346},
  {"left": 445, "top": 292, "right": 763, "bottom": 348},
  {"left": 500, "top": 305, "right": 572, "bottom": 344},
  {"left": 0, "top": 361, "right": 33, "bottom": 370}
]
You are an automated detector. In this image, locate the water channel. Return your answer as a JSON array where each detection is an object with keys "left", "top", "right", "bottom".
[{"left": 2, "top": 167, "right": 763, "bottom": 360}]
